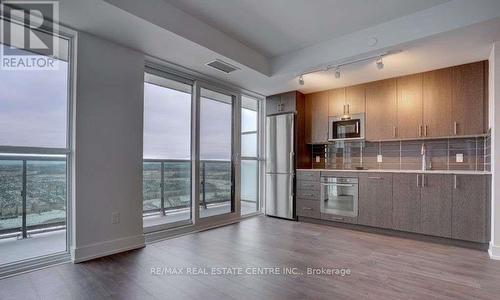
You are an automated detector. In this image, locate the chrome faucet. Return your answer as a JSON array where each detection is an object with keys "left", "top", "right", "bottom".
[{"left": 421, "top": 143, "right": 426, "bottom": 171}]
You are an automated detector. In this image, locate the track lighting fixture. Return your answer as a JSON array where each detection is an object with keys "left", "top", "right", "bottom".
[
  {"left": 298, "top": 75, "right": 304, "bottom": 85},
  {"left": 297, "top": 49, "right": 400, "bottom": 80},
  {"left": 376, "top": 57, "right": 384, "bottom": 70},
  {"left": 334, "top": 67, "right": 341, "bottom": 79}
]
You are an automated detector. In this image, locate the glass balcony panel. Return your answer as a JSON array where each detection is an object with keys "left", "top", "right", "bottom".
[
  {"left": 0, "top": 160, "right": 23, "bottom": 234},
  {"left": 199, "top": 161, "right": 232, "bottom": 218},
  {"left": 241, "top": 160, "right": 258, "bottom": 215},
  {"left": 26, "top": 160, "right": 67, "bottom": 230},
  {"left": 143, "top": 162, "right": 162, "bottom": 213}
]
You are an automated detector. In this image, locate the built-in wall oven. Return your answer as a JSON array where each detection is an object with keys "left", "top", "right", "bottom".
[
  {"left": 328, "top": 113, "right": 365, "bottom": 141},
  {"left": 320, "top": 176, "right": 358, "bottom": 217}
]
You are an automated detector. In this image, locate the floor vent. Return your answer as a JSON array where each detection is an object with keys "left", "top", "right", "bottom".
[{"left": 206, "top": 59, "right": 240, "bottom": 74}]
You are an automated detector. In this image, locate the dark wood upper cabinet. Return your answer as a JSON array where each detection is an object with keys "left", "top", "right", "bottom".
[
  {"left": 305, "top": 91, "right": 329, "bottom": 143},
  {"left": 358, "top": 173, "right": 393, "bottom": 229},
  {"left": 328, "top": 88, "right": 345, "bottom": 117},
  {"left": 397, "top": 73, "right": 423, "bottom": 139},
  {"left": 365, "top": 79, "right": 397, "bottom": 140},
  {"left": 345, "top": 84, "right": 365, "bottom": 114},
  {"left": 452, "top": 175, "right": 488, "bottom": 243},
  {"left": 266, "top": 92, "right": 296, "bottom": 115},
  {"left": 423, "top": 68, "right": 452, "bottom": 137},
  {"left": 451, "top": 61, "right": 485, "bottom": 136},
  {"left": 420, "top": 174, "right": 452, "bottom": 238},
  {"left": 392, "top": 173, "right": 420, "bottom": 233},
  {"left": 304, "top": 60, "right": 487, "bottom": 141}
]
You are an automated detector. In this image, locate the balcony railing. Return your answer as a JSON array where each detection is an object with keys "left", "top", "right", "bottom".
[
  {"left": 0, "top": 157, "right": 67, "bottom": 239},
  {"left": 143, "top": 159, "right": 235, "bottom": 216}
]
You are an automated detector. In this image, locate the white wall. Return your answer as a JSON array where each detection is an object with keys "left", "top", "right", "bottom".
[
  {"left": 72, "top": 32, "right": 145, "bottom": 262},
  {"left": 489, "top": 42, "right": 500, "bottom": 260}
]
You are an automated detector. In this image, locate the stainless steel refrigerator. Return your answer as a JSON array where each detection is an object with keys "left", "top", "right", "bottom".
[{"left": 265, "top": 113, "right": 295, "bottom": 220}]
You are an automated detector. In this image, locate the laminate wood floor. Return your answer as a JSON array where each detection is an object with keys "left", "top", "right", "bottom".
[{"left": 1, "top": 215, "right": 500, "bottom": 300}]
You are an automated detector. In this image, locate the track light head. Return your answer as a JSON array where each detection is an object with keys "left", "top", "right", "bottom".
[
  {"left": 298, "top": 75, "right": 304, "bottom": 85},
  {"left": 376, "top": 57, "right": 384, "bottom": 70},
  {"left": 334, "top": 67, "right": 341, "bottom": 79}
]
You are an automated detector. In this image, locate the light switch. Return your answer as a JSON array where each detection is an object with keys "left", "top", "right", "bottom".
[
  {"left": 377, "top": 155, "right": 383, "bottom": 163},
  {"left": 456, "top": 153, "right": 464, "bottom": 163},
  {"left": 315, "top": 156, "right": 321, "bottom": 163}
]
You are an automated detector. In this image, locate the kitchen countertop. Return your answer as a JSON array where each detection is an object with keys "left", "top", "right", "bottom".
[{"left": 297, "top": 169, "right": 491, "bottom": 175}]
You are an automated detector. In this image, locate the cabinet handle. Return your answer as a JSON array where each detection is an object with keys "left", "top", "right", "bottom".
[
  {"left": 393, "top": 126, "right": 397, "bottom": 138},
  {"left": 367, "top": 176, "right": 383, "bottom": 180},
  {"left": 453, "top": 175, "right": 457, "bottom": 189},
  {"left": 331, "top": 216, "right": 344, "bottom": 221},
  {"left": 419, "top": 124, "right": 423, "bottom": 137},
  {"left": 424, "top": 125, "right": 428, "bottom": 137},
  {"left": 422, "top": 174, "right": 425, "bottom": 187},
  {"left": 416, "top": 174, "right": 420, "bottom": 187},
  {"left": 302, "top": 207, "right": 313, "bottom": 211},
  {"left": 453, "top": 121, "right": 458, "bottom": 135}
]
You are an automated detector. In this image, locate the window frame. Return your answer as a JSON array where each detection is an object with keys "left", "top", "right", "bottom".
[{"left": 0, "top": 16, "right": 76, "bottom": 276}]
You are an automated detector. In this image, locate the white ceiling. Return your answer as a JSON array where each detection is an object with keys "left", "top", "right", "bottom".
[
  {"left": 58, "top": 0, "right": 500, "bottom": 96},
  {"left": 164, "top": 0, "right": 450, "bottom": 57}
]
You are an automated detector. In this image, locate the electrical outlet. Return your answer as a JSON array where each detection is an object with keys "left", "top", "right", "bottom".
[
  {"left": 377, "top": 155, "right": 383, "bottom": 163},
  {"left": 315, "top": 156, "right": 321, "bottom": 163},
  {"left": 112, "top": 212, "right": 120, "bottom": 224},
  {"left": 456, "top": 153, "right": 464, "bottom": 163}
]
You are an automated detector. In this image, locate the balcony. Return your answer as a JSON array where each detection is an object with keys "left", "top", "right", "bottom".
[
  {"left": 0, "top": 157, "right": 67, "bottom": 266},
  {"left": 143, "top": 159, "right": 258, "bottom": 227}
]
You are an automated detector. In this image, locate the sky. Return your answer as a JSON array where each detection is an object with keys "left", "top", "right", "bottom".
[
  {"left": 144, "top": 83, "right": 238, "bottom": 160},
  {"left": 0, "top": 43, "right": 256, "bottom": 160},
  {"left": 0, "top": 46, "right": 68, "bottom": 149}
]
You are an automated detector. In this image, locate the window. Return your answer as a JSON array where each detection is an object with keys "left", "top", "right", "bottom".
[
  {"left": 0, "top": 36, "right": 71, "bottom": 266},
  {"left": 241, "top": 96, "right": 260, "bottom": 215},
  {"left": 143, "top": 72, "right": 192, "bottom": 228}
]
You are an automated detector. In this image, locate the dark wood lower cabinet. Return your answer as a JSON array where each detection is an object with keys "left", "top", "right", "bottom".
[
  {"left": 297, "top": 170, "right": 489, "bottom": 244},
  {"left": 392, "top": 174, "right": 420, "bottom": 233},
  {"left": 296, "top": 198, "right": 320, "bottom": 219},
  {"left": 420, "top": 174, "right": 452, "bottom": 238},
  {"left": 358, "top": 173, "right": 393, "bottom": 229},
  {"left": 452, "top": 175, "right": 488, "bottom": 243}
]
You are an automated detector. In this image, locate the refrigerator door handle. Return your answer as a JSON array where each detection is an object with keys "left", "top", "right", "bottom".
[{"left": 289, "top": 151, "right": 295, "bottom": 171}]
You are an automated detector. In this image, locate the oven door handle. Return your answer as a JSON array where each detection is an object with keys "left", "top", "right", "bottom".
[{"left": 321, "top": 183, "right": 355, "bottom": 187}]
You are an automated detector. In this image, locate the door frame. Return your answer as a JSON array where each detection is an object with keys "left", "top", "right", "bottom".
[{"left": 192, "top": 81, "right": 241, "bottom": 226}]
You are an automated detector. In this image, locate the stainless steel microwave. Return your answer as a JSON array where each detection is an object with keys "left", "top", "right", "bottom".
[{"left": 328, "top": 113, "right": 365, "bottom": 141}]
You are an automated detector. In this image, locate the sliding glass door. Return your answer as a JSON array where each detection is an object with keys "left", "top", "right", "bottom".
[
  {"left": 143, "top": 66, "right": 263, "bottom": 232},
  {"left": 198, "top": 87, "right": 235, "bottom": 219},
  {"left": 143, "top": 71, "right": 193, "bottom": 230}
]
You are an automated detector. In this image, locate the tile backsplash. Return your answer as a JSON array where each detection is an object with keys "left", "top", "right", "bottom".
[{"left": 311, "top": 136, "right": 490, "bottom": 171}]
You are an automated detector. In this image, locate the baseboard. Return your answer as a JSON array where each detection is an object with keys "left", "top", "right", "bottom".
[
  {"left": 489, "top": 242, "right": 500, "bottom": 260},
  {"left": 71, "top": 234, "right": 145, "bottom": 263}
]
